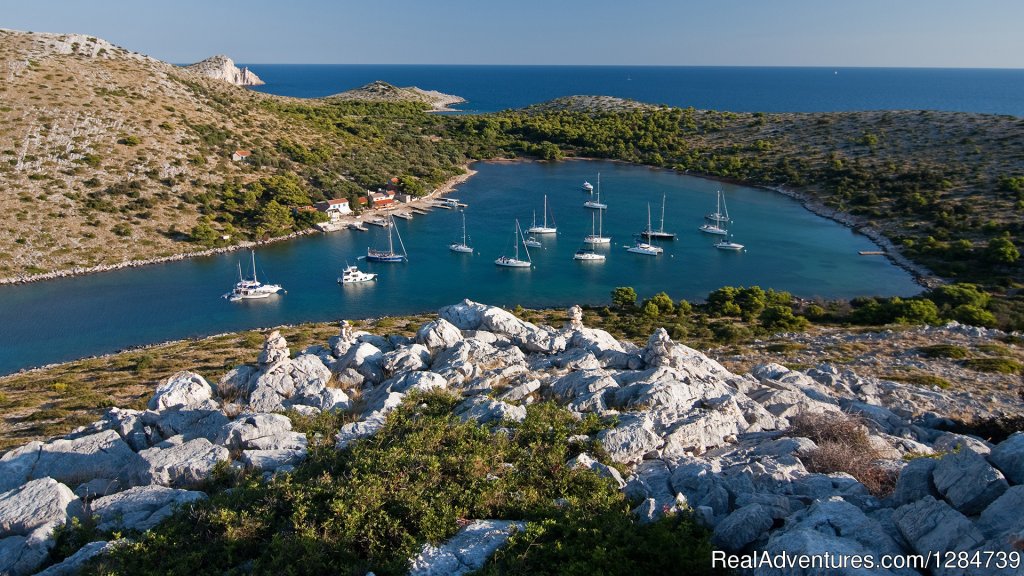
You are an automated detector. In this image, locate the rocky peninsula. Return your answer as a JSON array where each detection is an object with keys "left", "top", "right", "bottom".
[
  {"left": 183, "top": 54, "right": 264, "bottom": 86},
  {"left": 3, "top": 300, "right": 1022, "bottom": 574}
]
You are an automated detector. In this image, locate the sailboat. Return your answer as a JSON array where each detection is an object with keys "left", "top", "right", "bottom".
[
  {"left": 449, "top": 210, "right": 473, "bottom": 253},
  {"left": 705, "top": 190, "right": 730, "bottom": 223},
  {"left": 641, "top": 193, "right": 676, "bottom": 240},
  {"left": 527, "top": 195, "right": 557, "bottom": 234},
  {"left": 583, "top": 210, "right": 611, "bottom": 245},
  {"left": 366, "top": 214, "right": 407, "bottom": 262},
  {"left": 583, "top": 173, "right": 607, "bottom": 210},
  {"left": 223, "top": 250, "right": 283, "bottom": 301},
  {"left": 627, "top": 204, "right": 664, "bottom": 255},
  {"left": 495, "top": 219, "right": 532, "bottom": 268},
  {"left": 699, "top": 191, "right": 728, "bottom": 235}
]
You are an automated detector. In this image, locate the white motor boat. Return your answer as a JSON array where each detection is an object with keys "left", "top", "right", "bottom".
[
  {"left": 573, "top": 247, "right": 606, "bottom": 261},
  {"left": 338, "top": 264, "right": 377, "bottom": 284},
  {"left": 581, "top": 180, "right": 594, "bottom": 192}
]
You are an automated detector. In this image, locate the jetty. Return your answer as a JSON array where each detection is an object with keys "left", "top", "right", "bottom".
[
  {"left": 858, "top": 250, "right": 886, "bottom": 256},
  {"left": 411, "top": 207, "right": 431, "bottom": 215},
  {"left": 349, "top": 223, "right": 368, "bottom": 232}
]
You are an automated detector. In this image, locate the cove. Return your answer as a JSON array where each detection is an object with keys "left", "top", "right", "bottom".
[{"left": 0, "top": 161, "right": 919, "bottom": 375}]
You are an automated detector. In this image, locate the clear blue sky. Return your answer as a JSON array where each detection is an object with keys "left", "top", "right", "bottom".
[{"left": 3, "top": 0, "right": 1022, "bottom": 67}]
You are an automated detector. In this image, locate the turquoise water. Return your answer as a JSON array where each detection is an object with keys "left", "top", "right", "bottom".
[
  {"left": 0, "top": 161, "right": 919, "bottom": 374},
  {"left": 246, "top": 65, "right": 1024, "bottom": 116}
]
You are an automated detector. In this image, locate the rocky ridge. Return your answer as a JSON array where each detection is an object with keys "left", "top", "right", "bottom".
[
  {"left": 2, "top": 300, "right": 1023, "bottom": 575},
  {"left": 183, "top": 54, "right": 264, "bottom": 86}
]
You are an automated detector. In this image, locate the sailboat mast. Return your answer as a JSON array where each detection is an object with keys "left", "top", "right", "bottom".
[
  {"left": 543, "top": 195, "right": 548, "bottom": 228},
  {"left": 393, "top": 215, "right": 408, "bottom": 258},
  {"left": 598, "top": 202, "right": 603, "bottom": 236},
  {"left": 462, "top": 211, "right": 467, "bottom": 245},
  {"left": 660, "top": 194, "right": 666, "bottom": 233},
  {"left": 646, "top": 203, "right": 652, "bottom": 234},
  {"left": 251, "top": 250, "right": 257, "bottom": 283},
  {"left": 519, "top": 220, "right": 531, "bottom": 262}
]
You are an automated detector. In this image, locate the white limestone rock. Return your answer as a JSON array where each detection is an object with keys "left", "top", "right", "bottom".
[
  {"left": 438, "top": 299, "right": 489, "bottom": 330},
  {"left": 240, "top": 449, "right": 306, "bottom": 472},
  {"left": 932, "top": 449, "right": 1008, "bottom": 515},
  {"left": 597, "top": 414, "right": 663, "bottom": 464},
  {"left": 184, "top": 55, "right": 264, "bottom": 86},
  {"left": 383, "top": 344, "right": 432, "bottom": 376},
  {"left": 455, "top": 397, "right": 527, "bottom": 425},
  {"left": 216, "top": 413, "right": 294, "bottom": 451},
  {"left": 258, "top": 331, "right": 290, "bottom": 368},
  {"left": 136, "top": 437, "right": 229, "bottom": 489},
  {"left": 712, "top": 503, "right": 773, "bottom": 552},
  {"left": 566, "top": 453, "right": 626, "bottom": 489},
  {"left": 148, "top": 371, "right": 214, "bottom": 411},
  {"left": 408, "top": 519, "right": 525, "bottom": 576},
  {"left": 0, "top": 478, "right": 81, "bottom": 538},
  {"left": 989, "top": 431, "right": 1024, "bottom": 485},
  {"left": 91, "top": 485, "right": 206, "bottom": 532},
  {"left": 415, "top": 318, "right": 464, "bottom": 353},
  {"left": 892, "top": 496, "right": 986, "bottom": 557},
  {"left": 333, "top": 341, "right": 385, "bottom": 385},
  {"left": 0, "top": 430, "right": 143, "bottom": 492},
  {"left": 891, "top": 457, "right": 940, "bottom": 506},
  {"left": 31, "top": 540, "right": 115, "bottom": 576}
]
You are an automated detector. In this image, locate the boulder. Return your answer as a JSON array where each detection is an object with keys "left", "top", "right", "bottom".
[
  {"left": 932, "top": 449, "right": 1008, "bottom": 515},
  {"left": 0, "top": 430, "right": 143, "bottom": 492},
  {"left": 216, "top": 364, "right": 258, "bottom": 402},
  {"left": 891, "top": 457, "right": 939, "bottom": 506},
  {"left": 438, "top": 299, "right": 489, "bottom": 330},
  {"left": 454, "top": 397, "right": 526, "bottom": 425},
  {"left": 977, "top": 485, "right": 1024, "bottom": 543},
  {"left": 257, "top": 330, "right": 289, "bottom": 367},
  {"left": 408, "top": 519, "right": 525, "bottom": 576},
  {"left": 989, "top": 431, "right": 1024, "bottom": 485},
  {"left": 566, "top": 453, "right": 626, "bottom": 489},
  {"left": 0, "top": 528, "right": 55, "bottom": 576},
  {"left": 91, "top": 485, "right": 206, "bottom": 532},
  {"left": 564, "top": 305, "right": 584, "bottom": 331},
  {"left": 415, "top": 318, "right": 464, "bottom": 353},
  {"left": 148, "top": 371, "right": 214, "bottom": 411},
  {"left": 669, "top": 459, "right": 730, "bottom": 518},
  {"left": 932, "top": 432, "right": 992, "bottom": 456},
  {"left": 382, "top": 344, "right": 432, "bottom": 376},
  {"left": 240, "top": 449, "right": 306, "bottom": 472},
  {"left": 136, "top": 438, "right": 229, "bottom": 488},
  {"left": 597, "top": 414, "right": 663, "bottom": 464},
  {"left": 712, "top": 503, "right": 773, "bottom": 551},
  {"left": 142, "top": 408, "right": 230, "bottom": 444},
  {"left": 892, "top": 496, "right": 986, "bottom": 556},
  {"left": 333, "top": 341, "right": 385, "bottom": 385},
  {"left": 550, "top": 370, "right": 617, "bottom": 403},
  {"left": 0, "top": 478, "right": 81, "bottom": 538},
  {"left": 216, "top": 413, "right": 293, "bottom": 451},
  {"left": 31, "top": 540, "right": 114, "bottom": 576}
]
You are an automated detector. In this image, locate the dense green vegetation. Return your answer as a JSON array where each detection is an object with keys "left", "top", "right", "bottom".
[
  {"left": 78, "top": 393, "right": 718, "bottom": 576},
  {"left": 596, "top": 282, "right": 1018, "bottom": 346}
]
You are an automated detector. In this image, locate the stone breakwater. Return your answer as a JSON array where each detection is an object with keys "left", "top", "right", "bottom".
[{"left": 3, "top": 300, "right": 1023, "bottom": 575}]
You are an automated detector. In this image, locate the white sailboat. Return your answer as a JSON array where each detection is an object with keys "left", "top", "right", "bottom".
[
  {"left": 527, "top": 195, "right": 557, "bottom": 234},
  {"left": 495, "top": 219, "right": 532, "bottom": 268},
  {"left": 583, "top": 211, "right": 611, "bottom": 245},
  {"left": 366, "top": 214, "right": 407, "bottom": 262},
  {"left": 583, "top": 173, "right": 607, "bottom": 210},
  {"left": 641, "top": 193, "right": 676, "bottom": 240},
  {"left": 223, "top": 250, "right": 283, "bottom": 301},
  {"left": 573, "top": 246, "right": 606, "bottom": 261},
  {"left": 705, "top": 190, "right": 730, "bottom": 223},
  {"left": 699, "top": 191, "right": 728, "bottom": 235},
  {"left": 338, "top": 264, "right": 377, "bottom": 284},
  {"left": 627, "top": 204, "right": 664, "bottom": 255},
  {"left": 449, "top": 210, "right": 473, "bottom": 253}
]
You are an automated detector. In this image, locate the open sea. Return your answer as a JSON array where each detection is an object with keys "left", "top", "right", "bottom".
[
  {"left": 246, "top": 65, "right": 1024, "bottom": 116},
  {"left": 3, "top": 65, "right": 1018, "bottom": 374}
]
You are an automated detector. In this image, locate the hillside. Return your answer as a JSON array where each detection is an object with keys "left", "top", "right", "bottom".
[{"left": 0, "top": 29, "right": 470, "bottom": 279}]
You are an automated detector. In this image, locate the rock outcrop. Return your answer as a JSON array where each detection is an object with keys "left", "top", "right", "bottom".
[
  {"left": 184, "top": 55, "right": 264, "bottom": 86},
  {"left": 2, "top": 299, "right": 1023, "bottom": 575}
]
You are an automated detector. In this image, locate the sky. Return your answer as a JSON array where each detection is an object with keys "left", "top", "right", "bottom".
[{"left": 2, "top": 0, "right": 1022, "bottom": 68}]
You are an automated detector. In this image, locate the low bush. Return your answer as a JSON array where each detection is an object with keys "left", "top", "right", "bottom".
[
  {"left": 789, "top": 412, "right": 897, "bottom": 497},
  {"left": 917, "top": 344, "right": 969, "bottom": 359},
  {"left": 961, "top": 357, "right": 1023, "bottom": 374}
]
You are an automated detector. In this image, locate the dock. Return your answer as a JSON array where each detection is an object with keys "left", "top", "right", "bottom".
[
  {"left": 411, "top": 208, "right": 430, "bottom": 215},
  {"left": 858, "top": 250, "right": 886, "bottom": 256},
  {"left": 349, "top": 223, "right": 368, "bottom": 232}
]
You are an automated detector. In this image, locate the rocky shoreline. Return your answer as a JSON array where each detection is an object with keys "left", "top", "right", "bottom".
[{"left": 3, "top": 300, "right": 1022, "bottom": 575}]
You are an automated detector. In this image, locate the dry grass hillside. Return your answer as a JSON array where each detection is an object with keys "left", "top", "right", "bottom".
[{"left": 0, "top": 30, "right": 301, "bottom": 275}]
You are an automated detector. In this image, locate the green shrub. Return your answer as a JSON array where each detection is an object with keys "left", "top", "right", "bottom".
[
  {"left": 962, "top": 358, "right": 1023, "bottom": 374},
  {"left": 918, "top": 344, "right": 969, "bottom": 359},
  {"left": 84, "top": 394, "right": 714, "bottom": 576}
]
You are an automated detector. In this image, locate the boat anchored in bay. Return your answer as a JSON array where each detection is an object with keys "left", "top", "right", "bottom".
[
  {"left": 338, "top": 264, "right": 377, "bottom": 284},
  {"left": 223, "top": 250, "right": 283, "bottom": 301},
  {"left": 527, "top": 195, "right": 557, "bottom": 234},
  {"left": 641, "top": 193, "right": 676, "bottom": 240},
  {"left": 449, "top": 210, "right": 474, "bottom": 254},
  {"left": 366, "top": 214, "right": 408, "bottom": 262},
  {"left": 699, "top": 191, "right": 728, "bottom": 235},
  {"left": 496, "top": 219, "right": 532, "bottom": 268},
  {"left": 583, "top": 173, "right": 607, "bottom": 210}
]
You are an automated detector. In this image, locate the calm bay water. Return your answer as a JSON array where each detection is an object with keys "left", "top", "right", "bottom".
[
  {"left": 0, "top": 161, "right": 918, "bottom": 374},
  {"left": 246, "top": 65, "right": 1024, "bottom": 116}
]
